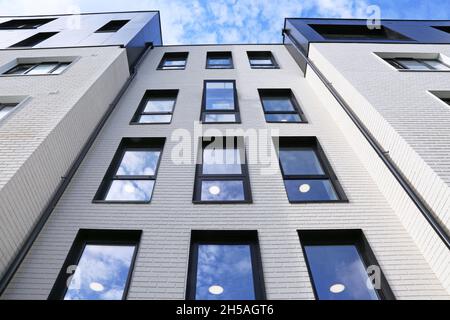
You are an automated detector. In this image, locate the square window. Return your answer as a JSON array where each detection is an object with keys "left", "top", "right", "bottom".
[
  {"left": 158, "top": 52, "right": 188, "bottom": 70},
  {"left": 206, "top": 52, "right": 233, "bottom": 69},
  {"left": 247, "top": 51, "right": 278, "bottom": 69},
  {"left": 131, "top": 90, "right": 178, "bottom": 124},
  {"left": 201, "top": 81, "right": 240, "bottom": 123},
  {"left": 259, "top": 89, "right": 305, "bottom": 123},
  {"left": 96, "top": 20, "right": 129, "bottom": 33}
]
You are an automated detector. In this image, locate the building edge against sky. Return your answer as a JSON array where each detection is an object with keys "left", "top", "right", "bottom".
[{"left": 0, "top": 11, "right": 449, "bottom": 299}]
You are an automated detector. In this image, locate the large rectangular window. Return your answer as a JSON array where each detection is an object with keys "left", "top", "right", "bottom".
[
  {"left": 131, "top": 90, "right": 178, "bottom": 124},
  {"left": 158, "top": 52, "right": 188, "bottom": 70},
  {"left": 0, "top": 103, "right": 18, "bottom": 121},
  {"left": 385, "top": 57, "right": 450, "bottom": 71},
  {"left": 10, "top": 32, "right": 58, "bottom": 48},
  {"left": 4, "top": 62, "right": 71, "bottom": 75},
  {"left": 247, "top": 51, "right": 278, "bottom": 69},
  {"left": 298, "top": 230, "right": 394, "bottom": 300},
  {"left": 95, "top": 20, "right": 129, "bottom": 33},
  {"left": 309, "top": 24, "right": 410, "bottom": 41},
  {"left": 259, "top": 89, "right": 306, "bottom": 123},
  {"left": 49, "top": 229, "right": 141, "bottom": 300},
  {"left": 0, "top": 18, "right": 55, "bottom": 29},
  {"left": 186, "top": 230, "right": 265, "bottom": 300},
  {"left": 276, "top": 137, "right": 346, "bottom": 202},
  {"left": 94, "top": 138, "right": 164, "bottom": 203},
  {"left": 194, "top": 137, "right": 251, "bottom": 203},
  {"left": 206, "top": 51, "right": 233, "bottom": 69},
  {"left": 201, "top": 80, "right": 240, "bottom": 123}
]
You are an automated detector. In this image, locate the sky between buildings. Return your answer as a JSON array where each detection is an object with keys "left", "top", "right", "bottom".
[{"left": 0, "top": 0, "right": 449, "bottom": 45}]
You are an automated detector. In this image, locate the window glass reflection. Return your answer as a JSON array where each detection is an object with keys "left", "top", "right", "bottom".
[
  {"left": 204, "top": 114, "right": 236, "bottom": 123},
  {"left": 203, "top": 148, "right": 242, "bottom": 175},
  {"left": 205, "top": 82, "right": 235, "bottom": 110},
  {"left": 304, "top": 245, "right": 379, "bottom": 300},
  {"left": 26, "top": 63, "right": 58, "bottom": 75},
  {"left": 279, "top": 148, "right": 324, "bottom": 175},
  {"left": 196, "top": 244, "right": 255, "bottom": 300},
  {"left": 64, "top": 244, "right": 135, "bottom": 300},
  {"left": 144, "top": 98, "right": 175, "bottom": 113},
  {"left": 105, "top": 180, "right": 154, "bottom": 202},
  {"left": 265, "top": 114, "right": 301, "bottom": 123},
  {"left": 200, "top": 180, "right": 245, "bottom": 201},
  {"left": 139, "top": 114, "right": 172, "bottom": 123},
  {"left": 116, "top": 151, "right": 160, "bottom": 176},
  {"left": 285, "top": 179, "right": 337, "bottom": 202},
  {"left": 262, "top": 97, "right": 295, "bottom": 112}
]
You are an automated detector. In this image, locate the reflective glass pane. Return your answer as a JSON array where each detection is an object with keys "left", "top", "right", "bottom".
[
  {"left": 51, "top": 63, "right": 70, "bottom": 74},
  {"left": 397, "top": 59, "right": 431, "bottom": 70},
  {"left": 203, "top": 148, "right": 242, "bottom": 175},
  {"left": 162, "top": 59, "right": 185, "bottom": 68},
  {"left": 265, "top": 113, "right": 301, "bottom": 122},
  {"left": 139, "top": 114, "right": 172, "bottom": 124},
  {"left": 205, "top": 82, "right": 235, "bottom": 110},
  {"left": 26, "top": 63, "right": 58, "bottom": 75},
  {"left": 204, "top": 113, "right": 236, "bottom": 123},
  {"left": 262, "top": 96, "right": 295, "bottom": 112},
  {"left": 144, "top": 98, "right": 175, "bottom": 113},
  {"left": 116, "top": 151, "right": 160, "bottom": 176},
  {"left": 64, "top": 244, "right": 135, "bottom": 300},
  {"left": 6, "top": 64, "right": 33, "bottom": 75},
  {"left": 0, "top": 106, "right": 15, "bottom": 120},
  {"left": 423, "top": 59, "right": 450, "bottom": 70},
  {"left": 208, "top": 57, "right": 231, "bottom": 67},
  {"left": 284, "top": 179, "right": 338, "bottom": 202},
  {"left": 279, "top": 148, "right": 324, "bottom": 175},
  {"left": 200, "top": 180, "right": 245, "bottom": 201},
  {"left": 105, "top": 180, "right": 154, "bottom": 202},
  {"left": 195, "top": 244, "right": 255, "bottom": 300},
  {"left": 304, "top": 245, "right": 379, "bottom": 300},
  {"left": 250, "top": 58, "right": 273, "bottom": 66}
]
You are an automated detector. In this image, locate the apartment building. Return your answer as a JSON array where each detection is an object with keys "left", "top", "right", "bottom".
[
  {"left": 0, "top": 14, "right": 449, "bottom": 300},
  {"left": 0, "top": 11, "right": 162, "bottom": 290}
]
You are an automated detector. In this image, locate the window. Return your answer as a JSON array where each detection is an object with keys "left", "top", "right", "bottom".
[
  {"left": 49, "top": 229, "right": 141, "bottom": 300},
  {"left": 385, "top": 57, "right": 450, "bottom": 71},
  {"left": 276, "top": 137, "right": 346, "bottom": 202},
  {"left": 259, "top": 89, "right": 306, "bottom": 123},
  {"left": 158, "top": 52, "right": 188, "bottom": 70},
  {"left": 309, "top": 24, "right": 410, "bottom": 41},
  {"left": 0, "top": 103, "right": 17, "bottom": 121},
  {"left": 0, "top": 18, "right": 55, "bottom": 29},
  {"left": 201, "top": 80, "right": 240, "bottom": 123},
  {"left": 10, "top": 32, "right": 58, "bottom": 48},
  {"left": 206, "top": 51, "right": 233, "bottom": 69},
  {"left": 194, "top": 137, "right": 251, "bottom": 203},
  {"left": 433, "top": 26, "right": 450, "bottom": 34},
  {"left": 4, "top": 62, "right": 71, "bottom": 75},
  {"left": 298, "top": 230, "right": 394, "bottom": 300},
  {"left": 247, "top": 51, "right": 278, "bottom": 69},
  {"left": 95, "top": 20, "right": 129, "bottom": 33},
  {"left": 131, "top": 90, "right": 178, "bottom": 124},
  {"left": 186, "top": 230, "right": 265, "bottom": 300},
  {"left": 94, "top": 138, "right": 164, "bottom": 203}
]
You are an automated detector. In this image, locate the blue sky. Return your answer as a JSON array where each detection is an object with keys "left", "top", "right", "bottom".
[{"left": 0, "top": 0, "right": 449, "bottom": 44}]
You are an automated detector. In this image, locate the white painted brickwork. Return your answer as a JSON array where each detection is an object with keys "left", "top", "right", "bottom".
[
  {"left": 0, "top": 47, "right": 129, "bottom": 278},
  {"left": 3, "top": 45, "right": 449, "bottom": 299}
]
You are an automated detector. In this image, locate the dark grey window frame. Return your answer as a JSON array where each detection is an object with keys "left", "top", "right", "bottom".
[
  {"left": 384, "top": 57, "right": 450, "bottom": 70},
  {"left": 258, "top": 89, "right": 307, "bottom": 123},
  {"left": 130, "top": 90, "right": 178, "bottom": 125},
  {"left": 247, "top": 51, "right": 279, "bottom": 69},
  {"left": 48, "top": 229, "right": 142, "bottom": 300},
  {"left": 10, "top": 32, "right": 58, "bottom": 48},
  {"left": 193, "top": 137, "right": 252, "bottom": 204},
  {"left": 186, "top": 230, "right": 266, "bottom": 300},
  {"left": 93, "top": 137, "right": 165, "bottom": 204},
  {"left": 201, "top": 80, "right": 241, "bottom": 124},
  {"left": 157, "top": 52, "right": 189, "bottom": 70},
  {"left": 206, "top": 51, "right": 234, "bottom": 69},
  {"left": 0, "top": 18, "right": 55, "bottom": 29},
  {"left": 276, "top": 137, "right": 347, "bottom": 203},
  {"left": 95, "top": 20, "right": 129, "bottom": 33},
  {"left": 4, "top": 61, "right": 71, "bottom": 75},
  {"left": 298, "top": 229, "right": 395, "bottom": 300}
]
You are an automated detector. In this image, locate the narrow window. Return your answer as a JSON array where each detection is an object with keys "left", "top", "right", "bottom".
[
  {"left": 0, "top": 18, "right": 55, "bottom": 29},
  {"left": 0, "top": 103, "right": 18, "bottom": 121},
  {"left": 49, "top": 229, "right": 141, "bottom": 300},
  {"left": 158, "top": 52, "right": 188, "bottom": 70},
  {"left": 298, "top": 230, "right": 394, "bottom": 300},
  {"left": 206, "top": 51, "right": 233, "bottom": 69},
  {"left": 187, "top": 230, "right": 265, "bottom": 300},
  {"left": 259, "top": 89, "right": 306, "bottom": 123},
  {"left": 201, "top": 80, "right": 240, "bottom": 123},
  {"left": 385, "top": 57, "right": 450, "bottom": 71},
  {"left": 4, "top": 62, "right": 71, "bottom": 75},
  {"left": 247, "top": 51, "right": 278, "bottom": 69},
  {"left": 10, "top": 32, "right": 58, "bottom": 48},
  {"left": 131, "top": 90, "right": 178, "bottom": 124},
  {"left": 194, "top": 137, "right": 251, "bottom": 203},
  {"left": 95, "top": 20, "right": 129, "bottom": 33},
  {"left": 94, "top": 138, "right": 164, "bottom": 203},
  {"left": 277, "top": 137, "right": 346, "bottom": 202}
]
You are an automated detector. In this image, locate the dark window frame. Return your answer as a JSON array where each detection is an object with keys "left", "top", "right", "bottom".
[
  {"left": 95, "top": 20, "right": 129, "bottom": 33},
  {"left": 276, "top": 137, "right": 347, "bottom": 203},
  {"left": 384, "top": 57, "right": 450, "bottom": 70},
  {"left": 206, "top": 51, "right": 234, "bottom": 69},
  {"left": 0, "top": 18, "right": 55, "bottom": 30},
  {"left": 10, "top": 32, "right": 58, "bottom": 48},
  {"left": 258, "top": 89, "right": 307, "bottom": 123},
  {"left": 157, "top": 52, "right": 189, "bottom": 70},
  {"left": 193, "top": 137, "right": 252, "bottom": 204},
  {"left": 4, "top": 61, "right": 71, "bottom": 75},
  {"left": 247, "top": 51, "right": 279, "bottom": 69},
  {"left": 298, "top": 229, "right": 395, "bottom": 300},
  {"left": 201, "top": 80, "right": 241, "bottom": 124},
  {"left": 93, "top": 137, "right": 165, "bottom": 204},
  {"left": 130, "top": 90, "right": 179, "bottom": 125},
  {"left": 186, "top": 230, "right": 266, "bottom": 300},
  {"left": 0, "top": 103, "right": 18, "bottom": 120},
  {"left": 48, "top": 229, "right": 142, "bottom": 300}
]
